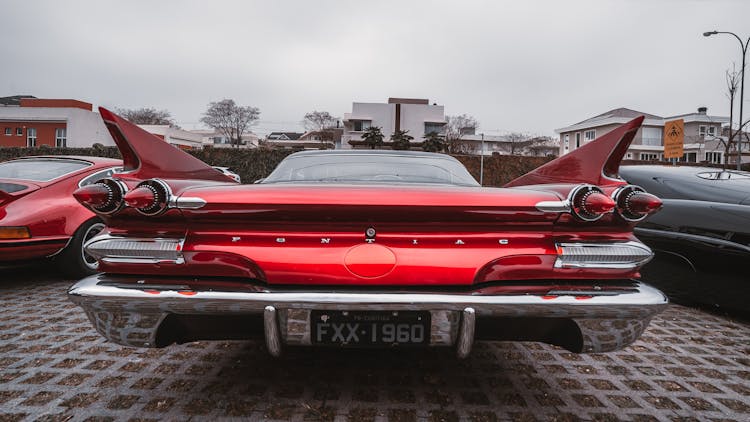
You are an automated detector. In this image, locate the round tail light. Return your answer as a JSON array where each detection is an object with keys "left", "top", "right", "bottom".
[
  {"left": 568, "top": 185, "right": 616, "bottom": 221},
  {"left": 124, "top": 179, "right": 171, "bottom": 216},
  {"left": 73, "top": 178, "right": 127, "bottom": 215},
  {"left": 612, "top": 185, "right": 662, "bottom": 221}
]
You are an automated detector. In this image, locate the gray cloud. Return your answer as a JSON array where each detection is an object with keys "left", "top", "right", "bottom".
[{"left": 2, "top": 0, "right": 748, "bottom": 136}]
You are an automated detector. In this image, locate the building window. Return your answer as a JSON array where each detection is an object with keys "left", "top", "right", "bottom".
[
  {"left": 626, "top": 153, "right": 632, "bottom": 159},
  {"left": 424, "top": 122, "right": 444, "bottom": 135},
  {"left": 55, "top": 128, "right": 67, "bottom": 147},
  {"left": 680, "top": 152, "right": 697, "bottom": 163},
  {"left": 575, "top": 132, "right": 581, "bottom": 148},
  {"left": 640, "top": 153, "right": 660, "bottom": 161},
  {"left": 4, "top": 128, "right": 10, "bottom": 136},
  {"left": 708, "top": 126, "right": 716, "bottom": 136},
  {"left": 564, "top": 134, "right": 569, "bottom": 150},
  {"left": 26, "top": 128, "right": 37, "bottom": 147},
  {"left": 699, "top": 125, "right": 706, "bottom": 136},
  {"left": 584, "top": 130, "right": 596, "bottom": 141},
  {"left": 705, "top": 151, "right": 722, "bottom": 164},
  {"left": 353, "top": 120, "right": 371, "bottom": 132},
  {"left": 16, "top": 127, "right": 22, "bottom": 136}
]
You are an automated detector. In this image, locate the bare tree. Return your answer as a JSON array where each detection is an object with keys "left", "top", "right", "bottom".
[
  {"left": 445, "top": 114, "right": 478, "bottom": 154},
  {"left": 303, "top": 111, "right": 338, "bottom": 142},
  {"left": 116, "top": 107, "right": 175, "bottom": 126},
  {"left": 504, "top": 132, "right": 530, "bottom": 155},
  {"left": 201, "top": 99, "right": 260, "bottom": 148},
  {"left": 723, "top": 65, "right": 741, "bottom": 167}
]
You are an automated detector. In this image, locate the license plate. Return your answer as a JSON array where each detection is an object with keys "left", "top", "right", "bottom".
[{"left": 310, "top": 310, "right": 431, "bottom": 346}]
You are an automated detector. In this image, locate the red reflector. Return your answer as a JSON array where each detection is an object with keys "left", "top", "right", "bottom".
[
  {"left": 144, "top": 290, "right": 160, "bottom": 295},
  {"left": 541, "top": 295, "right": 557, "bottom": 300},
  {"left": 178, "top": 291, "right": 196, "bottom": 296},
  {"left": 583, "top": 192, "right": 616, "bottom": 214},
  {"left": 124, "top": 186, "right": 156, "bottom": 208},
  {"left": 628, "top": 192, "right": 662, "bottom": 214},
  {"left": 73, "top": 184, "right": 111, "bottom": 207}
]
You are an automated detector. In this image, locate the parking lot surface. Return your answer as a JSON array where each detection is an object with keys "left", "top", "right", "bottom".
[{"left": 1, "top": 267, "right": 749, "bottom": 422}]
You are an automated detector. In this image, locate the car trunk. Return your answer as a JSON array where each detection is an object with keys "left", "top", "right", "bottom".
[{"left": 171, "top": 184, "right": 563, "bottom": 286}]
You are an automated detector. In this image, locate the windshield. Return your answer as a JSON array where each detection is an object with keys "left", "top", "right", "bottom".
[
  {"left": 0, "top": 159, "right": 92, "bottom": 182},
  {"left": 263, "top": 153, "right": 479, "bottom": 187}
]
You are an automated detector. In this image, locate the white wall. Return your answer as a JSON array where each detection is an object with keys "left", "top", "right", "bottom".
[
  {"left": 0, "top": 106, "right": 114, "bottom": 147},
  {"left": 343, "top": 101, "right": 445, "bottom": 148}
]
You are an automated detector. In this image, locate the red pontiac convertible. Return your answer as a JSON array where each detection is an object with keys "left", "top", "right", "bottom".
[
  {"left": 69, "top": 108, "right": 666, "bottom": 357},
  {"left": 0, "top": 155, "right": 122, "bottom": 277}
]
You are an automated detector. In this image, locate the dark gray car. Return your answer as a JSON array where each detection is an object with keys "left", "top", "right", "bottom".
[{"left": 620, "top": 165, "right": 750, "bottom": 316}]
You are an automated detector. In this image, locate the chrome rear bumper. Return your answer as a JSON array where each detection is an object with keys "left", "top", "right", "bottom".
[{"left": 69, "top": 274, "right": 667, "bottom": 357}]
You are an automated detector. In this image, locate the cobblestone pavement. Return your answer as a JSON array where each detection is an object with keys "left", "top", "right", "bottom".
[{"left": 1, "top": 266, "right": 749, "bottom": 422}]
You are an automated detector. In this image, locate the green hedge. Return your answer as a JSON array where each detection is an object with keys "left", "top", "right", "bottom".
[{"left": 0, "top": 146, "right": 552, "bottom": 187}]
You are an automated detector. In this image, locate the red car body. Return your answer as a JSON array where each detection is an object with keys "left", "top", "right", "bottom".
[
  {"left": 0, "top": 155, "right": 122, "bottom": 275},
  {"left": 69, "top": 108, "right": 667, "bottom": 358}
]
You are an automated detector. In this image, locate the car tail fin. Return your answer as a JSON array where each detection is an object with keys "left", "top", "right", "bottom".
[
  {"left": 99, "top": 107, "right": 229, "bottom": 182},
  {"left": 504, "top": 116, "right": 644, "bottom": 188}
]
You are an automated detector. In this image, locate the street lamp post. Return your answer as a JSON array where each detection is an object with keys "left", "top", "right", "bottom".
[
  {"left": 480, "top": 133, "right": 485, "bottom": 186},
  {"left": 704, "top": 30, "right": 749, "bottom": 170}
]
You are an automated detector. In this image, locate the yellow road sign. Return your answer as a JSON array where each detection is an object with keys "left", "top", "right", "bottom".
[{"left": 663, "top": 119, "right": 684, "bottom": 159}]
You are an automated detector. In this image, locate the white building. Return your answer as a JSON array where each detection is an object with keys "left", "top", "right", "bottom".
[
  {"left": 190, "top": 129, "right": 260, "bottom": 149},
  {"left": 556, "top": 107, "right": 734, "bottom": 164},
  {"left": 342, "top": 98, "right": 446, "bottom": 149},
  {"left": 138, "top": 125, "right": 205, "bottom": 150},
  {"left": 0, "top": 96, "right": 113, "bottom": 147}
]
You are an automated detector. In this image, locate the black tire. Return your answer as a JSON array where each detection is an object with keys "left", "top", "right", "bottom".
[{"left": 57, "top": 218, "right": 106, "bottom": 279}]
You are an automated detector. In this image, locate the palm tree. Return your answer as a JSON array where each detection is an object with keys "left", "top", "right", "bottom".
[
  {"left": 390, "top": 130, "right": 414, "bottom": 150},
  {"left": 422, "top": 131, "right": 445, "bottom": 152},
  {"left": 361, "top": 126, "right": 385, "bottom": 149}
]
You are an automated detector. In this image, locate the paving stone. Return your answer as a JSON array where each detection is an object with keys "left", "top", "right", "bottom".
[{"left": 1, "top": 267, "right": 749, "bottom": 421}]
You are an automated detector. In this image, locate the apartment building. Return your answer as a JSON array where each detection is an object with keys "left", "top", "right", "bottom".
[
  {"left": 556, "top": 107, "right": 730, "bottom": 163},
  {"left": 342, "top": 98, "right": 446, "bottom": 149}
]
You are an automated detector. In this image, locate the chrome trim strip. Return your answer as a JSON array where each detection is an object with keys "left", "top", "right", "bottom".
[
  {"left": 100, "top": 257, "right": 186, "bottom": 265},
  {"left": 554, "top": 241, "right": 653, "bottom": 269},
  {"left": 634, "top": 227, "right": 750, "bottom": 253},
  {"left": 69, "top": 275, "right": 667, "bottom": 317},
  {"left": 171, "top": 196, "right": 207, "bottom": 210},
  {"left": 456, "top": 307, "right": 475, "bottom": 359},
  {"left": 77, "top": 167, "right": 123, "bottom": 188},
  {"left": 535, "top": 200, "right": 570, "bottom": 213},
  {"left": 264, "top": 306, "right": 282, "bottom": 357}
]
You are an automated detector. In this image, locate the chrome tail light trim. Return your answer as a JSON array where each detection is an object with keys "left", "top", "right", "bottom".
[
  {"left": 84, "top": 234, "right": 185, "bottom": 265},
  {"left": 93, "top": 178, "right": 128, "bottom": 215},
  {"left": 535, "top": 200, "right": 570, "bottom": 213},
  {"left": 131, "top": 179, "right": 172, "bottom": 216},
  {"left": 554, "top": 241, "right": 653, "bottom": 269}
]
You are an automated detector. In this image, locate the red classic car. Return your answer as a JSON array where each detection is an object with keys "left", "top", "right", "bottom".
[
  {"left": 69, "top": 108, "right": 666, "bottom": 357},
  {"left": 0, "top": 155, "right": 122, "bottom": 277}
]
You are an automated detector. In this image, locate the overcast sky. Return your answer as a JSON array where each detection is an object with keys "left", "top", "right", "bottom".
[{"left": 2, "top": 0, "right": 749, "bottom": 136}]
